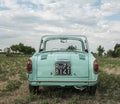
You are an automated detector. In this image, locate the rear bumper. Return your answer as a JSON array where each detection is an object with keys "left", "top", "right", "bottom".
[
  {"left": 29, "top": 79, "right": 97, "bottom": 82},
  {"left": 28, "top": 79, "right": 97, "bottom": 86}
]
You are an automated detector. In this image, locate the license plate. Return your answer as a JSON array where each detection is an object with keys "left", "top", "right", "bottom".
[{"left": 55, "top": 62, "right": 71, "bottom": 75}]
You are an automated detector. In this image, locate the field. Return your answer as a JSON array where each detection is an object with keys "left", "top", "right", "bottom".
[{"left": 0, "top": 54, "right": 120, "bottom": 104}]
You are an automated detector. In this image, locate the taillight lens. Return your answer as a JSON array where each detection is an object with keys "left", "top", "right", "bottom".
[
  {"left": 27, "top": 59, "right": 32, "bottom": 73},
  {"left": 94, "top": 60, "right": 99, "bottom": 73}
]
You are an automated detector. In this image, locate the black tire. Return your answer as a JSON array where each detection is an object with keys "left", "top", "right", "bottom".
[
  {"left": 29, "top": 84, "right": 39, "bottom": 94},
  {"left": 88, "top": 85, "right": 97, "bottom": 96}
]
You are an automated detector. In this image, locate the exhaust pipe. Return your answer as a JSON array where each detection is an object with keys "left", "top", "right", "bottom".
[{"left": 74, "top": 86, "right": 86, "bottom": 91}]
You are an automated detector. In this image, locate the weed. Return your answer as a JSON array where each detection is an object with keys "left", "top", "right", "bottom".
[
  {"left": 26, "top": 94, "right": 39, "bottom": 102},
  {"left": 19, "top": 72, "right": 27, "bottom": 80},
  {"left": 13, "top": 99, "right": 28, "bottom": 104},
  {"left": 67, "top": 95, "right": 79, "bottom": 104},
  {"left": 5, "top": 80, "right": 22, "bottom": 91},
  {"left": 0, "top": 66, "right": 8, "bottom": 74},
  {"left": 0, "top": 74, "right": 9, "bottom": 81},
  {"left": 9, "top": 68, "right": 16, "bottom": 75},
  {"left": 0, "top": 90, "right": 4, "bottom": 97},
  {"left": 54, "top": 97, "right": 60, "bottom": 103},
  {"left": 0, "top": 54, "right": 120, "bottom": 104},
  {"left": 98, "top": 71, "right": 120, "bottom": 100},
  {"left": 52, "top": 89, "right": 63, "bottom": 98},
  {"left": 40, "top": 100, "right": 49, "bottom": 104}
]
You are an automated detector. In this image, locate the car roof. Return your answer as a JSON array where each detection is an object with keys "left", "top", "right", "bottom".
[{"left": 41, "top": 35, "right": 87, "bottom": 41}]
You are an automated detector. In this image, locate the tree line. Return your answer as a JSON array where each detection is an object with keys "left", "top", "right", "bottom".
[
  {"left": 8, "top": 43, "right": 35, "bottom": 55},
  {"left": 95, "top": 44, "right": 120, "bottom": 57},
  {"left": 1, "top": 42, "right": 120, "bottom": 57}
]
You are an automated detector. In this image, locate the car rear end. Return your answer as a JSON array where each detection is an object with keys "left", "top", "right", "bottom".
[{"left": 27, "top": 35, "right": 99, "bottom": 95}]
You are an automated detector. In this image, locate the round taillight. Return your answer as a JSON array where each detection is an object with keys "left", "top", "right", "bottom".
[
  {"left": 94, "top": 60, "right": 99, "bottom": 73},
  {"left": 27, "top": 59, "right": 32, "bottom": 73}
]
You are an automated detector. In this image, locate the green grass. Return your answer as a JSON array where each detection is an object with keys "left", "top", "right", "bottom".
[
  {"left": 97, "top": 56, "right": 120, "bottom": 68},
  {"left": 5, "top": 80, "right": 22, "bottom": 91},
  {"left": 0, "top": 54, "right": 120, "bottom": 104}
]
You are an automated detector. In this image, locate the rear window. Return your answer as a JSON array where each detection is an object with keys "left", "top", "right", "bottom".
[{"left": 44, "top": 39, "right": 84, "bottom": 52}]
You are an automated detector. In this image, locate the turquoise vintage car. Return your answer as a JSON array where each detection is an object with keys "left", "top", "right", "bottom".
[{"left": 27, "top": 35, "right": 99, "bottom": 95}]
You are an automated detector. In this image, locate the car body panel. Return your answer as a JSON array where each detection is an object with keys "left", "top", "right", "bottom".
[{"left": 36, "top": 52, "right": 89, "bottom": 78}]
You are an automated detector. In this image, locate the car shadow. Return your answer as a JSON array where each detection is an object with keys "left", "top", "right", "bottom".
[{"left": 37, "top": 86, "right": 88, "bottom": 98}]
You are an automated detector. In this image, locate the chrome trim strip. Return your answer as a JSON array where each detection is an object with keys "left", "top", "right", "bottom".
[{"left": 29, "top": 79, "right": 97, "bottom": 83}]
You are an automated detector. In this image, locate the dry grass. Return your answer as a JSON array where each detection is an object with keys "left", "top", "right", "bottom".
[
  {"left": 103, "top": 68, "right": 120, "bottom": 75},
  {"left": 98, "top": 57, "right": 120, "bottom": 75},
  {"left": 0, "top": 54, "right": 120, "bottom": 104}
]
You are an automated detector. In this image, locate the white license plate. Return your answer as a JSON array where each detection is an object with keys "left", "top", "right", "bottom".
[{"left": 55, "top": 62, "right": 71, "bottom": 75}]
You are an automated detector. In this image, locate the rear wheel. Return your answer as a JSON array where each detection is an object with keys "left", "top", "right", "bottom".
[
  {"left": 88, "top": 85, "right": 97, "bottom": 96},
  {"left": 29, "top": 84, "right": 39, "bottom": 94}
]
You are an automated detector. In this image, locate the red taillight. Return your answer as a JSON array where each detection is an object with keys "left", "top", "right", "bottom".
[
  {"left": 94, "top": 60, "right": 99, "bottom": 73},
  {"left": 27, "top": 59, "right": 32, "bottom": 73}
]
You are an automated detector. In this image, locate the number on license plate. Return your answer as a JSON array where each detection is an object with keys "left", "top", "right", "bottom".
[{"left": 55, "top": 63, "right": 71, "bottom": 75}]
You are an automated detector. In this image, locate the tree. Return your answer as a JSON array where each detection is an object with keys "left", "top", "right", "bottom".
[
  {"left": 97, "top": 45, "right": 105, "bottom": 56},
  {"left": 23, "top": 46, "right": 35, "bottom": 54},
  {"left": 10, "top": 43, "right": 35, "bottom": 54},
  {"left": 18, "top": 43, "right": 24, "bottom": 52},
  {"left": 106, "top": 44, "right": 120, "bottom": 57},
  {"left": 113, "top": 44, "right": 120, "bottom": 57},
  {"left": 11, "top": 45, "right": 19, "bottom": 52},
  {"left": 107, "top": 49, "right": 113, "bottom": 57},
  {"left": 115, "top": 47, "right": 120, "bottom": 57},
  {"left": 114, "top": 44, "right": 120, "bottom": 51}
]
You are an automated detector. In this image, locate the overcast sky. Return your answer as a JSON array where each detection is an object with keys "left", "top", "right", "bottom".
[{"left": 0, "top": 0, "right": 120, "bottom": 52}]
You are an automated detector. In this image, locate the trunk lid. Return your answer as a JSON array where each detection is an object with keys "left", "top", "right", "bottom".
[{"left": 36, "top": 52, "right": 89, "bottom": 78}]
